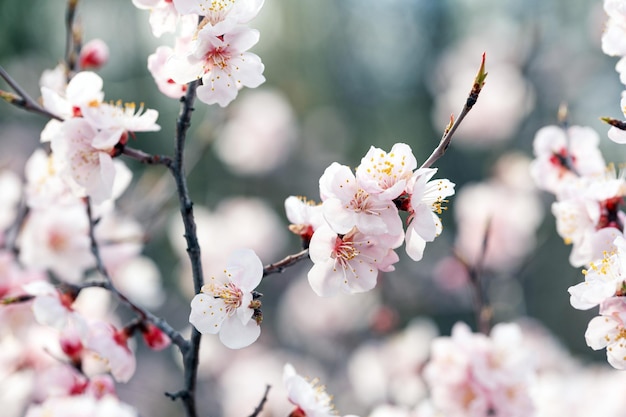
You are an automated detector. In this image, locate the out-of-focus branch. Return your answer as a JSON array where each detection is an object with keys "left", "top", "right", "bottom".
[
  {"left": 263, "top": 249, "right": 310, "bottom": 277},
  {"left": 455, "top": 217, "right": 493, "bottom": 335},
  {"left": 65, "top": 0, "right": 81, "bottom": 75},
  {"left": 83, "top": 198, "right": 188, "bottom": 350},
  {"left": 420, "top": 53, "right": 487, "bottom": 169},
  {"left": 0, "top": 66, "right": 62, "bottom": 121},
  {"left": 248, "top": 385, "right": 271, "bottom": 417}
]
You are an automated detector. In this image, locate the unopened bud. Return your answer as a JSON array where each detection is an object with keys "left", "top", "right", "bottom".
[
  {"left": 141, "top": 322, "right": 171, "bottom": 351},
  {"left": 79, "top": 39, "right": 109, "bottom": 70}
]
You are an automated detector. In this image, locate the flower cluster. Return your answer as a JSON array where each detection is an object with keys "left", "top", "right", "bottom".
[
  {"left": 286, "top": 143, "right": 455, "bottom": 297},
  {"left": 134, "top": 0, "right": 266, "bottom": 107},
  {"left": 421, "top": 322, "right": 536, "bottom": 417},
  {"left": 527, "top": 0, "right": 626, "bottom": 370}
]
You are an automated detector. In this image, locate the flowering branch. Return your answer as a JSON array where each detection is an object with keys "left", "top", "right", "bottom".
[
  {"left": 420, "top": 53, "right": 487, "bottom": 169},
  {"left": 263, "top": 248, "right": 310, "bottom": 277},
  {"left": 83, "top": 198, "right": 187, "bottom": 349},
  {"left": 0, "top": 66, "right": 63, "bottom": 121}
]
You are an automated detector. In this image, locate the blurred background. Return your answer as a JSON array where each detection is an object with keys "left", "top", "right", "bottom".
[{"left": 1, "top": 0, "right": 625, "bottom": 416}]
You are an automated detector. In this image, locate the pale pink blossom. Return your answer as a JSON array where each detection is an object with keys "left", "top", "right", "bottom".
[
  {"left": 148, "top": 46, "right": 189, "bottom": 98},
  {"left": 22, "top": 281, "right": 87, "bottom": 335},
  {"left": 585, "top": 296, "right": 626, "bottom": 370},
  {"left": 285, "top": 195, "right": 324, "bottom": 243},
  {"left": 79, "top": 39, "right": 109, "bottom": 70},
  {"left": 23, "top": 149, "right": 77, "bottom": 208},
  {"left": 133, "top": 0, "right": 181, "bottom": 37},
  {"left": 214, "top": 88, "right": 297, "bottom": 174},
  {"left": 80, "top": 100, "right": 160, "bottom": 149},
  {"left": 602, "top": 0, "right": 626, "bottom": 57},
  {"left": 173, "top": 0, "right": 264, "bottom": 35},
  {"left": 355, "top": 143, "right": 417, "bottom": 200},
  {"left": 85, "top": 321, "right": 136, "bottom": 383},
  {"left": 319, "top": 162, "right": 403, "bottom": 238},
  {"left": 569, "top": 236, "right": 626, "bottom": 310},
  {"left": 283, "top": 363, "right": 336, "bottom": 417},
  {"left": 307, "top": 225, "right": 399, "bottom": 297},
  {"left": 189, "top": 248, "right": 263, "bottom": 349},
  {"left": 423, "top": 322, "right": 535, "bottom": 417},
  {"left": 405, "top": 168, "right": 455, "bottom": 262},
  {"left": 529, "top": 125, "right": 606, "bottom": 194},
  {"left": 40, "top": 71, "right": 105, "bottom": 143},
  {"left": 167, "top": 25, "right": 265, "bottom": 107},
  {"left": 50, "top": 118, "right": 132, "bottom": 203},
  {"left": 18, "top": 204, "right": 94, "bottom": 283}
]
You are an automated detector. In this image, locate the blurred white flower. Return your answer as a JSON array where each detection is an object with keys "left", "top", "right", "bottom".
[{"left": 214, "top": 89, "right": 297, "bottom": 175}]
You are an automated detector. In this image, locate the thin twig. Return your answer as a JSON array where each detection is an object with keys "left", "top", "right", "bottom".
[
  {"left": 263, "top": 249, "right": 309, "bottom": 277},
  {"left": 420, "top": 53, "right": 487, "bottom": 169},
  {"left": 122, "top": 146, "right": 173, "bottom": 167},
  {"left": 0, "top": 67, "right": 63, "bottom": 121},
  {"left": 466, "top": 217, "right": 492, "bottom": 335},
  {"left": 248, "top": 385, "right": 271, "bottom": 417},
  {"left": 83, "top": 198, "right": 187, "bottom": 350}
]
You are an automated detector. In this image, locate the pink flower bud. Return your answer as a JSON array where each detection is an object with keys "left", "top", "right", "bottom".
[
  {"left": 141, "top": 322, "right": 171, "bottom": 351},
  {"left": 79, "top": 39, "right": 109, "bottom": 70}
]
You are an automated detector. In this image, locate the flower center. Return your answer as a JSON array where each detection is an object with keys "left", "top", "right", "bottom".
[{"left": 211, "top": 282, "right": 243, "bottom": 314}]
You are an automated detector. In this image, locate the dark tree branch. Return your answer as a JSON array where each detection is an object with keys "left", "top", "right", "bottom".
[
  {"left": 0, "top": 67, "right": 63, "bottom": 121},
  {"left": 263, "top": 249, "right": 309, "bottom": 277},
  {"left": 167, "top": 79, "right": 204, "bottom": 417},
  {"left": 122, "top": 146, "right": 173, "bottom": 167}
]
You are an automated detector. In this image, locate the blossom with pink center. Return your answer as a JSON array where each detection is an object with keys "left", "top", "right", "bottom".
[
  {"left": 189, "top": 248, "right": 263, "bottom": 349},
  {"left": 319, "top": 162, "right": 404, "bottom": 239},
  {"left": 423, "top": 322, "right": 535, "bottom": 417},
  {"left": 283, "top": 363, "right": 336, "bottom": 417},
  {"left": 529, "top": 125, "right": 605, "bottom": 194},
  {"left": 405, "top": 168, "right": 455, "bottom": 262},
  {"left": 173, "top": 0, "right": 264, "bottom": 35},
  {"left": 133, "top": 0, "right": 181, "bottom": 37},
  {"left": 79, "top": 39, "right": 109, "bottom": 70},
  {"left": 85, "top": 321, "right": 136, "bottom": 383},
  {"left": 22, "top": 281, "right": 87, "bottom": 334},
  {"left": 585, "top": 296, "right": 626, "bottom": 369},
  {"left": 167, "top": 25, "right": 265, "bottom": 107},
  {"left": 355, "top": 143, "right": 417, "bottom": 200},
  {"left": 148, "top": 46, "right": 189, "bottom": 98},
  {"left": 308, "top": 225, "right": 399, "bottom": 297},
  {"left": 49, "top": 118, "right": 132, "bottom": 204},
  {"left": 80, "top": 100, "right": 160, "bottom": 150},
  {"left": 18, "top": 204, "right": 94, "bottom": 283},
  {"left": 40, "top": 71, "right": 105, "bottom": 143},
  {"left": 285, "top": 196, "right": 325, "bottom": 243}
]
